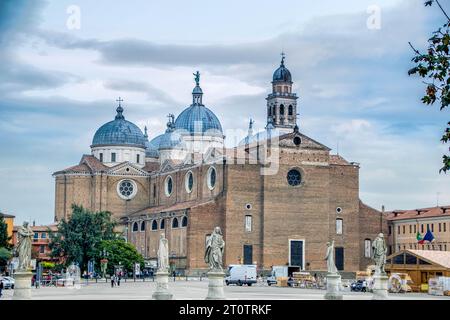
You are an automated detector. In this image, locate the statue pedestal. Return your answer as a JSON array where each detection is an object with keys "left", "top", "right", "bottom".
[
  {"left": 152, "top": 271, "right": 173, "bottom": 300},
  {"left": 205, "top": 271, "right": 226, "bottom": 300},
  {"left": 372, "top": 274, "right": 389, "bottom": 300},
  {"left": 13, "top": 271, "right": 33, "bottom": 300},
  {"left": 324, "top": 273, "right": 343, "bottom": 300}
]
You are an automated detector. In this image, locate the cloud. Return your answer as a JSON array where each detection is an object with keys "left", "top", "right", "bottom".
[{"left": 103, "top": 79, "right": 178, "bottom": 106}]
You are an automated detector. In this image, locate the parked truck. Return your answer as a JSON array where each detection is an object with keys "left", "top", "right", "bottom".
[{"left": 225, "top": 264, "right": 257, "bottom": 286}]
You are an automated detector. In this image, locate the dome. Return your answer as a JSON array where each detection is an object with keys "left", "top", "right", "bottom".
[
  {"left": 175, "top": 105, "right": 223, "bottom": 136},
  {"left": 158, "top": 130, "right": 186, "bottom": 150},
  {"left": 272, "top": 56, "right": 292, "bottom": 82},
  {"left": 145, "top": 140, "right": 160, "bottom": 158},
  {"left": 92, "top": 105, "right": 146, "bottom": 148}
]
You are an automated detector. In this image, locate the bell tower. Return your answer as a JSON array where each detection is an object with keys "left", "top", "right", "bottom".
[{"left": 266, "top": 53, "right": 298, "bottom": 133}]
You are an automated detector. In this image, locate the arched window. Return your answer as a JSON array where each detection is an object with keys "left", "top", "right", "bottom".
[
  {"left": 185, "top": 171, "right": 194, "bottom": 193},
  {"left": 182, "top": 216, "right": 188, "bottom": 227},
  {"left": 280, "top": 104, "right": 285, "bottom": 115},
  {"left": 151, "top": 220, "right": 158, "bottom": 230},
  {"left": 160, "top": 219, "right": 165, "bottom": 229},
  {"left": 288, "top": 105, "right": 293, "bottom": 116},
  {"left": 272, "top": 106, "right": 276, "bottom": 116},
  {"left": 140, "top": 221, "right": 146, "bottom": 231},
  {"left": 132, "top": 222, "right": 139, "bottom": 232},
  {"left": 268, "top": 106, "right": 272, "bottom": 116},
  {"left": 165, "top": 176, "right": 173, "bottom": 197},
  {"left": 207, "top": 167, "right": 216, "bottom": 190},
  {"left": 172, "top": 217, "right": 179, "bottom": 228}
]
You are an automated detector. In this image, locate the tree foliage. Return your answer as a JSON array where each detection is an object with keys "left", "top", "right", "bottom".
[
  {"left": 49, "top": 204, "right": 118, "bottom": 271},
  {"left": 0, "top": 247, "right": 12, "bottom": 267},
  {"left": 96, "top": 239, "right": 144, "bottom": 275},
  {"left": 408, "top": 0, "right": 450, "bottom": 173},
  {"left": 0, "top": 216, "right": 12, "bottom": 249}
]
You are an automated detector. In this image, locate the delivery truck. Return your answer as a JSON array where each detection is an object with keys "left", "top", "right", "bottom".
[{"left": 225, "top": 264, "right": 257, "bottom": 286}]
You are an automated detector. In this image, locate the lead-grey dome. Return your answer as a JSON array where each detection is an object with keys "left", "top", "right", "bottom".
[
  {"left": 92, "top": 105, "right": 146, "bottom": 148},
  {"left": 272, "top": 56, "right": 292, "bottom": 83}
]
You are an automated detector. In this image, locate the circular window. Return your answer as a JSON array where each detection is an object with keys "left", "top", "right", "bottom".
[
  {"left": 165, "top": 176, "right": 173, "bottom": 197},
  {"left": 293, "top": 136, "right": 301, "bottom": 146},
  {"left": 185, "top": 171, "right": 194, "bottom": 193},
  {"left": 287, "top": 169, "right": 302, "bottom": 186},
  {"left": 117, "top": 179, "right": 137, "bottom": 200},
  {"left": 245, "top": 203, "right": 252, "bottom": 210},
  {"left": 207, "top": 167, "right": 216, "bottom": 190},
  {"left": 336, "top": 207, "right": 343, "bottom": 214}
]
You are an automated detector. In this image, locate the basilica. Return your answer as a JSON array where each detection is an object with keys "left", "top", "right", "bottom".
[{"left": 53, "top": 56, "right": 386, "bottom": 274}]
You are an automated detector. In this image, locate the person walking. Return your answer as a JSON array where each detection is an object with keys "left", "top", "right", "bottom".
[
  {"left": 0, "top": 279, "right": 3, "bottom": 298},
  {"left": 117, "top": 273, "right": 121, "bottom": 286},
  {"left": 110, "top": 275, "right": 115, "bottom": 288}
]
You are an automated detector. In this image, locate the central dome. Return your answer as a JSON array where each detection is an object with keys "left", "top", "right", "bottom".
[
  {"left": 174, "top": 74, "right": 223, "bottom": 136},
  {"left": 174, "top": 104, "right": 223, "bottom": 136},
  {"left": 92, "top": 105, "right": 146, "bottom": 148}
]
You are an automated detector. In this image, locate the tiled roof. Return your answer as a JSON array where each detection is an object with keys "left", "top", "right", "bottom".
[
  {"left": 386, "top": 206, "right": 450, "bottom": 221},
  {"left": 408, "top": 250, "right": 450, "bottom": 269},
  {"left": 53, "top": 155, "right": 108, "bottom": 175},
  {"left": 13, "top": 224, "right": 58, "bottom": 232},
  {"left": 142, "top": 162, "right": 160, "bottom": 173}
]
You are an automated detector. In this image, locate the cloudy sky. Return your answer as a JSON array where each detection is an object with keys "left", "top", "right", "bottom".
[{"left": 0, "top": 0, "right": 449, "bottom": 224}]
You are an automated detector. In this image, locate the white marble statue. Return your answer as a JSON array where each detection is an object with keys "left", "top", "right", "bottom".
[
  {"left": 204, "top": 227, "right": 225, "bottom": 271},
  {"left": 15, "top": 221, "right": 34, "bottom": 271},
  {"left": 157, "top": 233, "right": 169, "bottom": 272},
  {"left": 325, "top": 240, "right": 338, "bottom": 274},
  {"left": 372, "top": 233, "right": 387, "bottom": 275}
]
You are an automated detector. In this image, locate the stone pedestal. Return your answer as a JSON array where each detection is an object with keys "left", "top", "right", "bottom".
[
  {"left": 205, "top": 271, "right": 226, "bottom": 300},
  {"left": 13, "top": 271, "right": 33, "bottom": 300},
  {"left": 324, "top": 273, "right": 343, "bottom": 300},
  {"left": 152, "top": 271, "right": 173, "bottom": 300},
  {"left": 372, "top": 274, "right": 389, "bottom": 300}
]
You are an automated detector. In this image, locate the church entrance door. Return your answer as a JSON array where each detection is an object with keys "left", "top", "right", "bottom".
[{"left": 243, "top": 245, "right": 253, "bottom": 265}]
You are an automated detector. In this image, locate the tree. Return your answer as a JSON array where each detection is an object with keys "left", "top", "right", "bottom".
[
  {"left": 0, "top": 215, "right": 12, "bottom": 249},
  {"left": 0, "top": 247, "right": 12, "bottom": 268},
  {"left": 96, "top": 239, "right": 144, "bottom": 276},
  {"left": 408, "top": 0, "right": 450, "bottom": 173},
  {"left": 49, "top": 204, "right": 118, "bottom": 272}
]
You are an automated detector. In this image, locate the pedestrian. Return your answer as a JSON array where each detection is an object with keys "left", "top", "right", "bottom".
[
  {"left": 110, "top": 275, "right": 115, "bottom": 288},
  {"left": 0, "top": 279, "right": 3, "bottom": 298},
  {"left": 172, "top": 270, "right": 176, "bottom": 281}
]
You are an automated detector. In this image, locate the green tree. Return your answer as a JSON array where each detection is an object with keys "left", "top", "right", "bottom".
[
  {"left": 96, "top": 239, "right": 144, "bottom": 276},
  {"left": 408, "top": 0, "right": 450, "bottom": 173},
  {"left": 0, "top": 215, "right": 12, "bottom": 249},
  {"left": 0, "top": 247, "right": 12, "bottom": 268},
  {"left": 49, "top": 204, "right": 118, "bottom": 272}
]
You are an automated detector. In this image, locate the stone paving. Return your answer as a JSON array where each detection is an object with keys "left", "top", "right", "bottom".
[{"left": 1, "top": 279, "right": 449, "bottom": 300}]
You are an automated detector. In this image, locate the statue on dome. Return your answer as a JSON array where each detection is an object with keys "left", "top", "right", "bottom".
[{"left": 193, "top": 71, "right": 200, "bottom": 86}]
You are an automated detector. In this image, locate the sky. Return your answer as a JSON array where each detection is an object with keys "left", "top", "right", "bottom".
[{"left": 0, "top": 0, "right": 449, "bottom": 224}]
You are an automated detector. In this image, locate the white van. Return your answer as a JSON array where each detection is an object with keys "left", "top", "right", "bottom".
[{"left": 225, "top": 264, "right": 257, "bottom": 286}]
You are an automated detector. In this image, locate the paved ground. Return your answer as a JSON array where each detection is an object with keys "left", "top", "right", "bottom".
[{"left": 1, "top": 279, "right": 449, "bottom": 300}]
